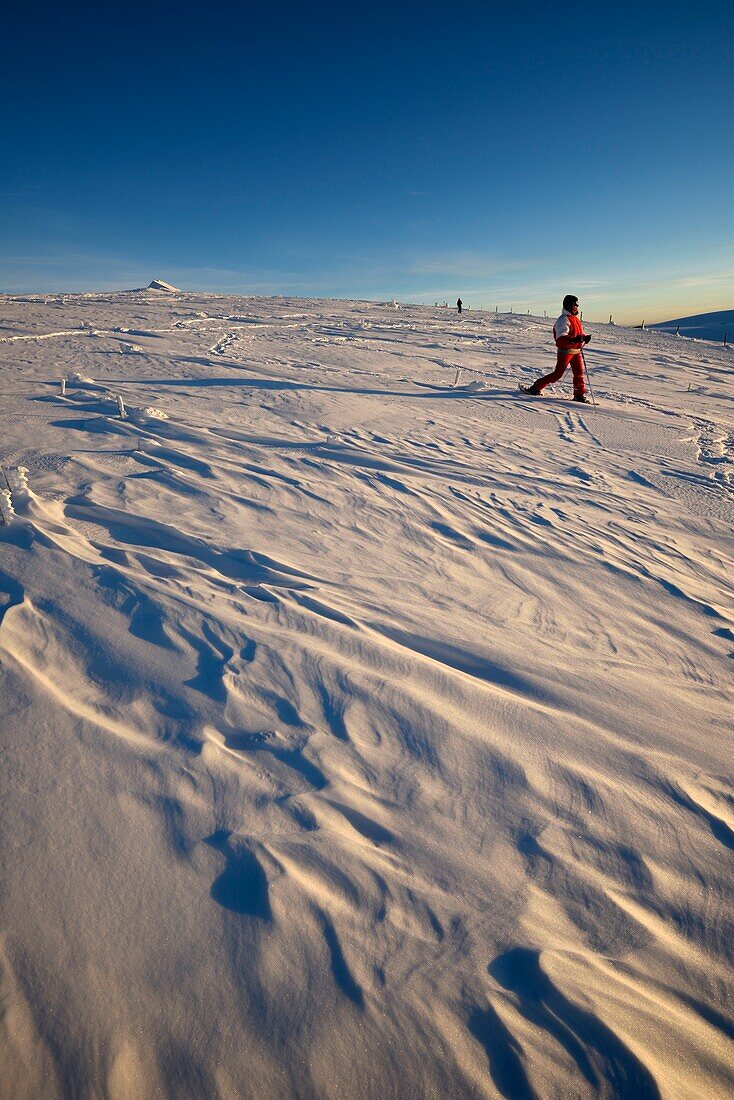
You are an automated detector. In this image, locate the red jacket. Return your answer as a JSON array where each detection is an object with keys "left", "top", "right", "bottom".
[{"left": 553, "top": 309, "right": 584, "bottom": 352}]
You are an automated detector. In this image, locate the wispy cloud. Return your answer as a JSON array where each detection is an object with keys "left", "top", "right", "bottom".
[{"left": 405, "top": 252, "right": 539, "bottom": 279}]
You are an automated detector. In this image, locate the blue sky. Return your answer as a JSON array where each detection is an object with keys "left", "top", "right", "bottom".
[{"left": 2, "top": 1, "right": 732, "bottom": 322}]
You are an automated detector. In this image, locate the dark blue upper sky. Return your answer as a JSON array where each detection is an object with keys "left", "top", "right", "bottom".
[{"left": 2, "top": 1, "right": 732, "bottom": 321}]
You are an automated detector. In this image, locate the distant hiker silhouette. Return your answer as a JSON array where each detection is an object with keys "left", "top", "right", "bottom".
[
  {"left": 457, "top": 298, "right": 463, "bottom": 315},
  {"left": 524, "top": 294, "right": 591, "bottom": 402}
]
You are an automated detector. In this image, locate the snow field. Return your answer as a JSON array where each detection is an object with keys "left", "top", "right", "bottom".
[{"left": 0, "top": 292, "right": 732, "bottom": 1099}]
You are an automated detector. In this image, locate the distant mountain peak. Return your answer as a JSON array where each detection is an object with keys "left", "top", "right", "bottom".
[{"left": 147, "top": 279, "right": 180, "bottom": 292}]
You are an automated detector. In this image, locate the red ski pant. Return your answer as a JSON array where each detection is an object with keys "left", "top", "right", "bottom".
[{"left": 535, "top": 351, "right": 585, "bottom": 396}]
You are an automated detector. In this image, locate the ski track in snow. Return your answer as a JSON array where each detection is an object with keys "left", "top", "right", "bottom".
[{"left": 0, "top": 293, "right": 732, "bottom": 1099}]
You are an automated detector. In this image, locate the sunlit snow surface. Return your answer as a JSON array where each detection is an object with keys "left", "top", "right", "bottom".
[{"left": 0, "top": 292, "right": 732, "bottom": 1099}]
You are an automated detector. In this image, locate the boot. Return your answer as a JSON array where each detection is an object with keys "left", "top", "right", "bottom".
[{"left": 573, "top": 393, "right": 589, "bottom": 403}]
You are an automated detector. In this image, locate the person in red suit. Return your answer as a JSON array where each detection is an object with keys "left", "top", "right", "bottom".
[{"left": 525, "top": 294, "right": 591, "bottom": 401}]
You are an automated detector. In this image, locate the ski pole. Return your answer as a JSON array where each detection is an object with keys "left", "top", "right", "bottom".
[{"left": 581, "top": 349, "right": 596, "bottom": 408}]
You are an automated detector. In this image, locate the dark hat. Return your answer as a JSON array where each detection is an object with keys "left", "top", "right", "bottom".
[{"left": 563, "top": 294, "right": 579, "bottom": 311}]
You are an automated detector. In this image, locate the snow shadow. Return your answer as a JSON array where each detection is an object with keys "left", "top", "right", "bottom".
[
  {"left": 204, "top": 831, "right": 271, "bottom": 920},
  {"left": 660, "top": 781, "right": 734, "bottom": 851},
  {"left": 0, "top": 568, "right": 24, "bottom": 627},
  {"left": 369, "top": 624, "right": 550, "bottom": 702},
  {"left": 318, "top": 910, "right": 364, "bottom": 1008},
  {"left": 468, "top": 1001, "right": 533, "bottom": 1100},
  {"left": 479, "top": 948, "right": 661, "bottom": 1099}
]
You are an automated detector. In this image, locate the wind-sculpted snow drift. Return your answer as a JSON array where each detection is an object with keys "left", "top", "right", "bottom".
[{"left": 0, "top": 293, "right": 732, "bottom": 1099}]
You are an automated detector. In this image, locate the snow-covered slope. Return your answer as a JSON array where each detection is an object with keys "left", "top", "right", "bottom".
[
  {"left": 0, "top": 295, "right": 732, "bottom": 1099},
  {"left": 650, "top": 308, "right": 734, "bottom": 343}
]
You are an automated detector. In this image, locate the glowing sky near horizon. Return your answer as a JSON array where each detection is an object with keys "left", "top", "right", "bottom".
[{"left": 2, "top": 1, "right": 732, "bottom": 323}]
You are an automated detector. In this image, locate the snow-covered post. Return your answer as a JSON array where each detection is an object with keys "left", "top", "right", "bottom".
[
  {"left": 60, "top": 378, "right": 66, "bottom": 395},
  {"left": 6, "top": 467, "right": 29, "bottom": 494},
  {"left": 116, "top": 395, "right": 127, "bottom": 419},
  {"left": 0, "top": 490, "right": 14, "bottom": 524},
  {"left": 609, "top": 315, "right": 613, "bottom": 324},
  {"left": 0, "top": 467, "right": 15, "bottom": 524}
]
